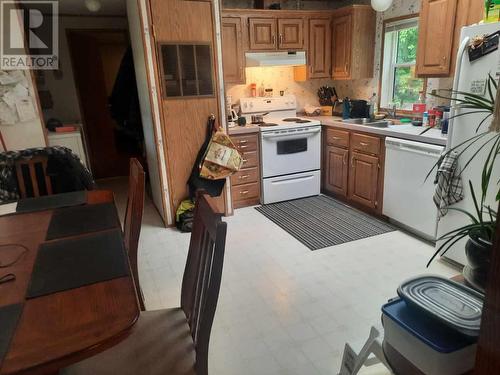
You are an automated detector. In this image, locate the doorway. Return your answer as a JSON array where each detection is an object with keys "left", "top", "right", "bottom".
[{"left": 67, "top": 29, "right": 143, "bottom": 179}]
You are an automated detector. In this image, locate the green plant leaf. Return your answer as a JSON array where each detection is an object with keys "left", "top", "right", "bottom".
[
  {"left": 469, "top": 181, "right": 483, "bottom": 225},
  {"left": 446, "top": 207, "right": 479, "bottom": 223},
  {"left": 427, "top": 233, "right": 468, "bottom": 267}
]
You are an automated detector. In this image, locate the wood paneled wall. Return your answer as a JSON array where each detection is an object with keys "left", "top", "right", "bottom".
[{"left": 148, "top": 0, "right": 223, "bottom": 216}]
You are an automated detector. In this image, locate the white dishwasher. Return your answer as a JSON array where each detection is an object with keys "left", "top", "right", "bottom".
[{"left": 383, "top": 137, "right": 444, "bottom": 241}]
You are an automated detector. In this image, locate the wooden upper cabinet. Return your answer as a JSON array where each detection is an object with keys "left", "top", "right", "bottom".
[
  {"left": 249, "top": 18, "right": 277, "bottom": 50},
  {"left": 331, "top": 6, "right": 375, "bottom": 80},
  {"left": 309, "top": 18, "right": 331, "bottom": 79},
  {"left": 331, "top": 14, "right": 352, "bottom": 79},
  {"left": 221, "top": 17, "right": 245, "bottom": 84},
  {"left": 278, "top": 18, "right": 303, "bottom": 49},
  {"left": 348, "top": 151, "right": 380, "bottom": 209},
  {"left": 416, "top": 0, "right": 458, "bottom": 76}
]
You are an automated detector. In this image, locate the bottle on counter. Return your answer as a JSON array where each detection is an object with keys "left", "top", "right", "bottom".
[
  {"left": 368, "top": 93, "right": 377, "bottom": 119},
  {"left": 250, "top": 83, "right": 257, "bottom": 97},
  {"left": 422, "top": 111, "right": 429, "bottom": 127}
]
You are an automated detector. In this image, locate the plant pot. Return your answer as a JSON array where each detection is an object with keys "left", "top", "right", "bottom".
[{"left": 463, "top": 235, "right": 492, "bottom": 293}]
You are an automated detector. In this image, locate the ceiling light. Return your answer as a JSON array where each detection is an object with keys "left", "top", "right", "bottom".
[
  {"left": 85, "top": 0, "right": 101, "bottom": 12},
  {"left": 371, "top": 0, "right": 393, "bottom": 12}
]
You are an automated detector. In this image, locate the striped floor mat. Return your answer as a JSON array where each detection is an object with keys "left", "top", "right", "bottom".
[{"left": 255, "top": 195, "right": 395, "bottom": 250}]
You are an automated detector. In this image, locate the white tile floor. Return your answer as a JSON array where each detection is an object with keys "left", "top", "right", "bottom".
[{"left": 100, "top": 178, "right": 459, "bottom": 375}]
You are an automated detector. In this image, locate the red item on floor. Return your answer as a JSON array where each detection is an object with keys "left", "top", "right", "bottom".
[{"left": 55, "top": 126, "right": 78, "bottom": 132}]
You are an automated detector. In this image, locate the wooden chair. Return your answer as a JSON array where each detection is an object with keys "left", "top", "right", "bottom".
[
  {"left": 63, "top": 193, "right": 227, "bottom": 375},
  {"left": 15, "top": 156, "right": 53, "bottom": 198},
  {"left": 124, "top": 158, "right": 146, "bottom": 311}
]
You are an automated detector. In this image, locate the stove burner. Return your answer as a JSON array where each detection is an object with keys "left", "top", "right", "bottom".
[
  {"left": 282, "top": 118, "right": 311, "bottom": 123},
  {"left": 258, "top": 122, "right": 278, "bottom": 127}
]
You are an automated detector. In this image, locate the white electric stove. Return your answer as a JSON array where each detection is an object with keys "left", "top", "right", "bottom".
[{"left": 239, "top": 96, "right": 321, "bottom": 204}]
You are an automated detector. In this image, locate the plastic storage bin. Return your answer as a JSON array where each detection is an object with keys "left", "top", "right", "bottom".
[{"left": 382, "top": 298, "right": 477, "bottom": 375}]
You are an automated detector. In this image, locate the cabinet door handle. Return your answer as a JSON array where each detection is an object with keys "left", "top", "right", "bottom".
[
  {"left": 343, "top": 153, "right": 348, "bottom": 165},
  {"left": 242, "top": 159, "right": 248, "bottom": 163},
  {"left": 327, "top": 142, "right": 335, "bottom": 146},
  {"left": 238, "top": 140, "right": 248, "bottom": 144},
  {"left": 351, "top": 156, "right": 355, "bottom": 167},
  {"left": 331, "top": 136, "right": 341, "bottom": 140},
  {"left": 272, "top": 35, "right": 276, "bottom": 45},
  {"left": 240, "top": 190, "right": 249, "bottom": 195},
  {"left": 279, "top": 34, "right": 283, "bottom": 45},
  {"left": 359, "top": 142, "right": 369, "bottom": 147},
  {"left": 239, "top": 174, "right": 250, "bottom": 179},
  {"left": 239, "top": 145, "right": 248, "bottom": 149}
]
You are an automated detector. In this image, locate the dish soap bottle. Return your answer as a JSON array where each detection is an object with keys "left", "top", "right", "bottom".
[{"left": 368, "top": 93, "right": 377, "bottom": 119}]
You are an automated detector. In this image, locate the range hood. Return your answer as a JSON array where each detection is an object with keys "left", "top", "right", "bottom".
[{"left": 245, "top": 51, "right": 306, "bottom": 67}]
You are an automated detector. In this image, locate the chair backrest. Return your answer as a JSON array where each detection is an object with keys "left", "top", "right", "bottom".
[
  {"left": 123, "top": 158, "right": 146, "bottom": 311},
  {"left": 180, "top": 193, "right": 227, "bottom": 375},
  {"left": 15, "top": 156, "right": 53, "bottom": 198}
]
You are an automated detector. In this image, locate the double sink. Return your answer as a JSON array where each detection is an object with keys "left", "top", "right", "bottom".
[{"left": 342, "top": 118, "right": 392, "bottom": 128}]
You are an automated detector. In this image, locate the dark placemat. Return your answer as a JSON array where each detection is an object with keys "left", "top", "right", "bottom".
[
  {"left": 16, "top": 191, "right": 87, "bottom": 213},
  {"left": 27, "top": 229, "right": 129, "bottom": 299},
  {"left": 46, "top": 202, "right": 120, "bottom": 240},
  {"left": 0, "top": 303, "right": 23, "bottom": 365}
]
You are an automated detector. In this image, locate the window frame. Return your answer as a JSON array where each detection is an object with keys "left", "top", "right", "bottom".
[
  {"left": 378, "top": 14, "right": 427, "bottom": 115},
  {"left": 157, "top": 41, "right": 215, "bottom": 100}
]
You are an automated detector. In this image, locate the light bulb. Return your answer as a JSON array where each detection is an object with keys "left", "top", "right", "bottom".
[
  {"left": 85, "top": 0, "right": 101, "bottom": 12},
  {"left": 371, "top": 0, "right": 393, "bottom": 12}
]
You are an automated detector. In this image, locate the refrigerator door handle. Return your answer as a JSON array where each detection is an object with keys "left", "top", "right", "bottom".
[{"left": 447, "top": 36, "right": 470, "bottom": 151}]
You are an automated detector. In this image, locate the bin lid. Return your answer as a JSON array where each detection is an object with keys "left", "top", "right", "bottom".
[
  {"left": 397, "top": 275, "right": 484, "bottom": 337},
  {"left": 382, "top": 298, "right": 476, "bottom": 353}
]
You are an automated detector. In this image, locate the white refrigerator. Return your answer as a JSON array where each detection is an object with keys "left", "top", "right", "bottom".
[{"left": 437, "top": 22, "right": 500, "bottom": 265}]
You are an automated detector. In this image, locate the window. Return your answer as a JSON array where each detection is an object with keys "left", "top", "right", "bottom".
[
  {"left": 380, "top": 17, "right": 425, "bottom": 111},
  {"left": 159, "top": 43, "right": 214, "bottom": 98}
]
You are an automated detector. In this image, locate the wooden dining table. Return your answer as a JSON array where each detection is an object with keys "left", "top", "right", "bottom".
[{"left": 0, "top": 190, "right": 139, "bottom": 375}]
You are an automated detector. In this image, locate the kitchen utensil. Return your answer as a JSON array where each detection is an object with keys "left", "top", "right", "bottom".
[
  {"left": 230, "top": 109, "right": 238, "bottom": 122},
  {"left": 251, "top": 112, "right": 269, "bottom": 124}
]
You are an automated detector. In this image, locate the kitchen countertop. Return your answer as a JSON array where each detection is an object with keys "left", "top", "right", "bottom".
[
  {"left": 312, "top": 116, "right": 448, "bottom": 146},
  {"left": 228, "top": 124, "right": 260, "bottom": 135}
]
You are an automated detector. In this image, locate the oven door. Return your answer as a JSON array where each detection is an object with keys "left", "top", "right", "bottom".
[{"left": 260, "top": 126, "right": 321, "bottom": 178}]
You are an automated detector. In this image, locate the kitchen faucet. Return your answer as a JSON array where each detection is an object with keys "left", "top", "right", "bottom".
[{"left": 386, "top": 104, "right": 397, "bottom": 119}]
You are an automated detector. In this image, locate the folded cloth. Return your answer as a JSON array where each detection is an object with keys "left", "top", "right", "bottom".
[{"left": 433, "top": 151, "right": 464, "bottom": 218}]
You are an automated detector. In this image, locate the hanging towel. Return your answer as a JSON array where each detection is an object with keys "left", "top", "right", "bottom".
[{"left": 433, "top": 151, "right": 464, "bottom": 218}]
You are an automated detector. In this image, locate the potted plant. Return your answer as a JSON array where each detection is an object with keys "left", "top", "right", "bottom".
[{"left": 425, "top": 74, "right": 499, "bottom": 291}]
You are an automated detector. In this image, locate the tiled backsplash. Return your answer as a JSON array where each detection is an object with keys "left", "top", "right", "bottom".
[
  {"left": 226, "top": 67, "right": 335, "bottom": 111},
  {"left": 226, "top": 0, "right": 453, "bottom": 112}
]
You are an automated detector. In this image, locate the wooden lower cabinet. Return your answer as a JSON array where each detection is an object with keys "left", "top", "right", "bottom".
[
  {"left": 324, "top": 145, "right": 348, "bottom": 197},
  {"left": 230, "top": 133, "right": 261, "bottom": 209},
  {"left": 348, "top": 151, "right": 380, "bottom": 209},
  {"left": 322, "top": 127, "right": 384, "bottom": 213}
]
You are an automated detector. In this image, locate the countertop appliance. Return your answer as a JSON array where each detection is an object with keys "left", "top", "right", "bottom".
[
  {"left": 383, "top": 137, "right": 444, "bottom": 241},
  {"left": 437, "top": 22, "right": 500, "bottom": 265},
  {"left": 239, "top": 95, "right": 321, "bottom": 204}
]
